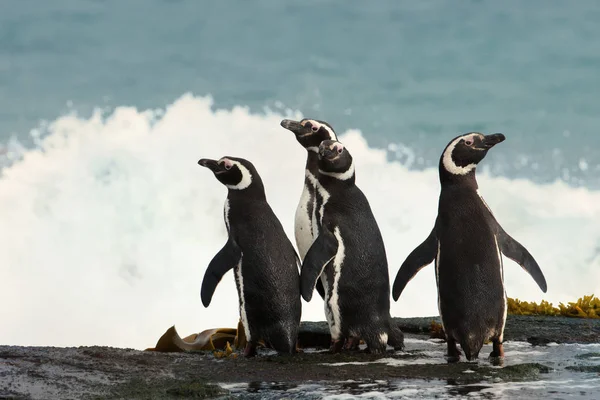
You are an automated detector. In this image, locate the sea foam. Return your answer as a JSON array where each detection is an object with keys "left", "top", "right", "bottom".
[{"left": 1, "top": 94, "right": 598, "bottom": 349}]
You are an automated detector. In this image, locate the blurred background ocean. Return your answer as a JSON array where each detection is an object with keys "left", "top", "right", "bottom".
[{"left": 1, "top": 0, "right": 600, "bottom": 349}]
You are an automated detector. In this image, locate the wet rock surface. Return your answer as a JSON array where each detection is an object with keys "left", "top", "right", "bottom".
[
  {"left": 0, "top": 342, "right": 552, "bottom": 400},
  {"left": 397, "top": 315, "right": 600, "bottom": 344},
  {"left": 1, "top": 315, "right": 599, "bottom": 399},
  {"left": 300, "top": 314, "right": 600, "bottom": 345}
]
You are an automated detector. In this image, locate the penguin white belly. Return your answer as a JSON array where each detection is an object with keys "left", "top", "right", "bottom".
[
  {"left": 224, "top": 199, "right": 231, "bottom": 231},
  {"left": 234, "top": 257, "right": 251, "bottom": 341},
  {"left": 294, "top": 182, "right": 314, "bottom": 260},
  {"left": 326, "top": 226, "right": 345, "bottom": 340},
  {"left": 494, "top": 235, "right": 508, "bottom": 342},
  {"left": 434, "top": 240, "right": 445, "bottom": 332}
]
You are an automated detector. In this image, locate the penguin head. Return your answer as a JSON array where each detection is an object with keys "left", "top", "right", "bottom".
[
  {"left": 440, "top": 133, "right": 505, "bottom": 177},
  {"left": 198, "top": 156, "right": 261, "bottom": 191},
  {"left": 317, "top": 140, "right": 355, "bottom": 181},
  {"left": 280, "top": 118, "right": 338, "bottom": 152}
]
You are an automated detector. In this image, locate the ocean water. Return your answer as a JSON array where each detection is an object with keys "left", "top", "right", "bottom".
[{"left": 1, "top": 0, "right": 600, "bottom": 352}]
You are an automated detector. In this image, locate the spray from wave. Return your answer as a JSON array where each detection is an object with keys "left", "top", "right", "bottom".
[{"left": 1, "top": 94, "right": 598, "bottom": 349}]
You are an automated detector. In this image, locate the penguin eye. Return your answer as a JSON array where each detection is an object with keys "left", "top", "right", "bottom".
[
  {"left": 311, "top": 125, "right": 319, "bottom": 132},
  {"left": 464, "top": 139, "right": 473, "bottom": 146},
  {"left": 224, "top": 164, "right": 232, "bottom": 170},
  {"left": 337, "top": 147, "right": 343, "bottom": 154}
]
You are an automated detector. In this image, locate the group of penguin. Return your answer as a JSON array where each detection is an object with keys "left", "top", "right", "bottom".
[{"left": 197, "top": 118, "right": 548, "bottom": 362}]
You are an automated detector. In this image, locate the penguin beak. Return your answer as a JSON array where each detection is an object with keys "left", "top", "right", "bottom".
[
  {"left": 198, "top": 158, "right": 222, "bottom": 172},
  {"left": 482, "top": 134, "right": 506, "bottom": 149},
  {"left": 280, "top": 119, "right": 312, "bottom": 136}
]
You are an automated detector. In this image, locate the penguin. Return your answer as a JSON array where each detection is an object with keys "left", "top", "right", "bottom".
[
  {"left": 197, "top": 156, "right": 302, "bottom": 357},
  {"left": 300, "top": 139, "right": 405, "bottom": 354},
  {"left": 280, "top": 119, "right": 363, "bottom": 350},
  {"left": 279, "top": 118, "right": 338, "bottom": 301},
  {"left": 391, "top": 132, "right": 547, "bottom": 362}
]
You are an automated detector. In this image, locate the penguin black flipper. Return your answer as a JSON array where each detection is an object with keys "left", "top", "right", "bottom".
[
  {"left": 497, "top": 228, "right": 547, "bottom": 293},
  {"left": 201, "top": 237, "right": 242, "bottom": 307},
  {"left": 316, "top": 280, "right": 326, "bottom": 299},
  {"left": 296, "top": 252, "right": 325, "bottom": 299},
  {"left": 301, "top": 227, "right": 338, "bottom": 302},
  {"left": 392, "top": 224, "right": 438, "bottom": 301}
]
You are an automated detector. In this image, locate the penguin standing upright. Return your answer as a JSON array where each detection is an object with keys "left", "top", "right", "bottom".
[
  {"left": 392, "top": 133, "right": 547, "bottom": 362},
  {"left": 281, "top": 119, "right": 364, "bottom": 350},
  {"left": 300, "top": 139, "right": 404, "bottom": 354},
  {"left": 280, "top": 119, "right": 337, "bottom": 257},
  {"left": 197, "top": 156, "right": 302, "bottom": 357}
]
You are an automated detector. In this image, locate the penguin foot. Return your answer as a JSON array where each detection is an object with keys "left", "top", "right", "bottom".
[
  {"left": 489, "top": 340, "right": 505, "bottom": 365},
  {"left": 243, "top": 342, "right": 257, "bottom": 358},
  {"left": 366, "top": 346, "right": 386, "bottom": 355},
  {"left": 387, "top": 326, "right": 405, "bottom": 351},
  {"left": 330, "top": 339, "right": 344, "bottom": 353},
  {"left": 393, "top": 343, "right": 405, "bottom": 352},
  {"left": 490, "top": 340, "right": 505, "bottom": 358},
  {"left": 447, "top": 338, "right": 461, "bottom": 362},
  {"left": 343, "top": 336, "right": 361, "bottom": 351},
  {"left": 489, "top": 354, "right": 505, "bottom": 367},
  {"left": 446, "top": 355, "right": 461, "bottom": 364}
]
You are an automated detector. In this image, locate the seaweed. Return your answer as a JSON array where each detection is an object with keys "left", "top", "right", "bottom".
[{"left": 507, "top": 295, "right": 600, "bottom": 319}]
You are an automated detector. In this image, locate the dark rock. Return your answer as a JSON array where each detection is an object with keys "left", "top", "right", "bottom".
[
  {"left": 527, "top": 337, "right": 552, "bottom": 346},
  {"left": 395, "top": 315, "right": 600, "bottom": 344},
  {"left": 0, "top": 343, "right": 556, "bottom": 399},
  {"left": 297, "top": 322, "right": 331, "bottom": 349},
  {"left": 566, "top": 365, "right": 600, "bottom": 373},
  {"left": 502, "top": 363, "right": 551, "bottom": 375},
  {"left": 0, "top": 389, "right": 30, "bottom": 400},
  {"left": 104, "top": 378, "right": 231, "bottom": 400},
  {"left": 297, "top": 315, "right": 600, "bottom": 347},
  {"left": 2, "top": 314, "right": 599, "bottom": 398}
]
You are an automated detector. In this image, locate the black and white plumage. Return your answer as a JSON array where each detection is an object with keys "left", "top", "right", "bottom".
[
  {"left": 300, "top": 140, "right": 404, "bottom": 354},
  {"left": 280, "top": 118, "right": 339, "bottom": 299},
  {"left": 392, "top": 133, "right": 547, "bottom": 362},
  {"left": 197, "top": 156, "right": 302, "bottom": 357}
]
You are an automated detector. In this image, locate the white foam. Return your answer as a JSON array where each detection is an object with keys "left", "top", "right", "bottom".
[{"left": 1, "top": 93, "right": 599, "bottom": 349}]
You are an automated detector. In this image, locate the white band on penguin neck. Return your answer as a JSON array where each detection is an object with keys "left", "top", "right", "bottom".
[
  {"left": 442, "top": 134, "right": 478, "bottom": 175},
  {"left": 219, "top": 158, "right": 253, "bottom": 190},
  {"left": 303, "top": 119, "right": 338, "bottom": 141},
  {"left": 319, "top": 160, "right": 355, "bottom": 181}
]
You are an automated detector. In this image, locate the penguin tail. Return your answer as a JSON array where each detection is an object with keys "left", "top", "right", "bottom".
[{"left": 459, "top": 335, "right": 484, "bottom": 361}]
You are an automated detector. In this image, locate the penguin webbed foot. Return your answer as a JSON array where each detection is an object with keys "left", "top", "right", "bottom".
[
  {"left": 489, "top": 339, "right": 505, "bottom": 366},
  {"left": 367, "top": 344, "right": 389, "bottom": 355},
  {"left": 330, "top": 338, "right": 344, "bottom": 353},
  {"left": 446, "top": 339, "right": 461, "bottom": 363},
  {"left": 387, "top": 325, "right": 405, "bottom": 351},
  {"left": 243, "top": 342, "right": 258, "bottom": 358},
  {"left": 343, "top": 336, "right": 361, "bottom": 351},
  {"left": 489, "top": 355, "right": 504, "bottom": 367},
  {"left": 391, "top": 343, "right": 405, "bottom": 352}
]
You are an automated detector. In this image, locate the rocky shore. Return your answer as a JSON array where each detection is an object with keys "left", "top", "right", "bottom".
[{"left": 1, "top": 315, "right": 599, "bottom": 399}]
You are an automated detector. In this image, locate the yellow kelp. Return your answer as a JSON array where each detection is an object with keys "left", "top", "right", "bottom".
[{"left": 508, "top": 295, "right": 600, "bottom": 319}]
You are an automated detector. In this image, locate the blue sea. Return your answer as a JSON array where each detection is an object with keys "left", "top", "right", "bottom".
[{"left": 1, "top": 1, "right": 600, "bottom": 397}]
